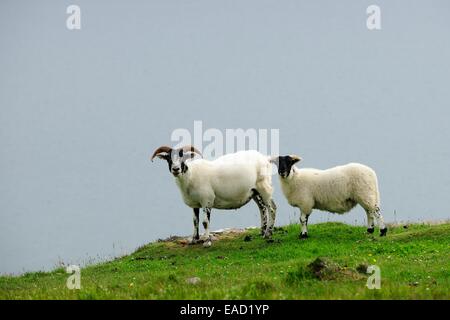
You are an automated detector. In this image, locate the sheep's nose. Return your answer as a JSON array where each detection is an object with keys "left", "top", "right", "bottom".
[{"left": 172, "top": 167, "right": 180, "bottom": 173}]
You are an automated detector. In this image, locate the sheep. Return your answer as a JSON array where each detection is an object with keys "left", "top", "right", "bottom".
[
  {"left": 270, "top": 155, "right": 387, "bottom": 238},
  {"left": 151, "top": 145, "right": 277, "bottom": 247}
]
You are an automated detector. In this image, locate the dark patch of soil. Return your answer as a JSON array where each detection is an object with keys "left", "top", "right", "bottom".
[
  {"left": 307, "top": 257, "right": 364, "bottom": 281},
  {"left": 356, "top": 263, "right": 369, "bottom": 274}
]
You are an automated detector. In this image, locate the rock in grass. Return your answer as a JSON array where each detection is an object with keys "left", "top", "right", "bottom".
[{"left": 186, "top": 277, "right": 201, "bottom": 285}]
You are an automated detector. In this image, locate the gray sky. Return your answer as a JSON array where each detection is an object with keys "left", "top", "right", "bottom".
[{"left": 1, "top": 0, "right": 449, "bottom": 274}]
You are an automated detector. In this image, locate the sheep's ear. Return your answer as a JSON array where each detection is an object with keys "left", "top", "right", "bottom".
[
  {"left": 154, "top": 152, "right": 170, "bottom": 160},
  {"left": 269, "top": 156, "right": 280, "bottom": 167},
  {"left": 183, "top": 151, "right": 198, "bottom": 160},
  {"left": 269, "top": 156, "right": 279, "bottom": 164},
  {"left": 151, "top": 146, "right": 172, "bottom": 162},
  {"left": 289, "top": 155, "right": 302, "bottom": 164},
  {"left": 180, "top": 145, "right": 203, "bottom": 158}
]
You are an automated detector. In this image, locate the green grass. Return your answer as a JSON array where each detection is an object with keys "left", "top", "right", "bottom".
[{"left": 1, "top": 222, "right": 449, "bottom": 299}]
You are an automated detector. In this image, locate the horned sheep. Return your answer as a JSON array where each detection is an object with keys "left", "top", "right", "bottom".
[{"left": 151, "top": 146, "right": 277, "bottom": 247}]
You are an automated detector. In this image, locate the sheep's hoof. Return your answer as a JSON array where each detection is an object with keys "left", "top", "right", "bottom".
[
  {"left": 367, "top": 227, "right": 375, "bottom": 234},
  {"left": 299, "top": 232, "right": 308, "bottom": 240},
  {"left": 380, "top": 227, "right": 388, "bottom": 237},
  {"left": 188, "top": 238, "right": 200, "bottom": 245},
  {"left": 203, "top": 239, "right": 212, "bottom": 248},
  {"left": 263, "top": 230, "right": 273, "bottom": 239}
]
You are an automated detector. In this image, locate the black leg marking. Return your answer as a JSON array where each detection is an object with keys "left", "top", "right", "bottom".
[
  {"left": 252, "top": 189, "right": 268, "bottom": 236},
  {"left": 193, "top": 208, "right": 200, "bottom": 241},
  {"left": 380, "top": 227, "right": 388, "bottom": 237},
  {"left": 300, "top": 214, "right": 309, "bottom": 225},
  {"left": 202, "top": 208, "right": 211, "bottom": 229},
  {"left": 202, "top": 208, "right": 213, "bottom": 247},
  {"left": 367, "top": 227, "right": 374, "bottom": 234},
  {"left": 299, "top": 212, "right": 310, "bottom": 240}
]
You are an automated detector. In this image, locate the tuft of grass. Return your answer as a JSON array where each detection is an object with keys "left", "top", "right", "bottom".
[{"left": 0, "top": 222, "right": 449, "bottom": 300}]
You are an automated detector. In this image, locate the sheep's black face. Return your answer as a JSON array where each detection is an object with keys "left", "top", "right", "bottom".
[
  {"left": 271, "top": 155, "right": 301, "bottom": 178},
  {"left": 152, "top": 145, "right": 202, "bottom": 177},
  {"left": 166, "top": 149, "right": 193, "bottom": 177}
]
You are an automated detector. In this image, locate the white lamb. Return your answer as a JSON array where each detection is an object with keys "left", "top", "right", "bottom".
[
  {"left": 151, "top": 145, "right": 277, "bottom": 247},
  {"left": 270, "top": 155, "right": 387, "bottom": 238}
]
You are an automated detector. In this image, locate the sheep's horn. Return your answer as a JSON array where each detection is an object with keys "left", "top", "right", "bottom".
[
  {"left": 180, "top": 145, "right": 203, "bottom": 158},
  {"left": 289, "top": 155, "right": 302, "bottom": 162},
  {"left": 151, "top": 146, "right": 172, "bottom": 161}
]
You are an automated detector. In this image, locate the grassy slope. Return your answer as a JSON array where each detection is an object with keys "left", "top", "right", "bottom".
[{"left": 0, "top": 222, "right": 449, "bottom": 300}]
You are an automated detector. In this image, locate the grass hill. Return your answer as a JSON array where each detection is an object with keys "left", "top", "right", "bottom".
[{"left": 1, "top": 222, "right": 449, "bottom": 299}]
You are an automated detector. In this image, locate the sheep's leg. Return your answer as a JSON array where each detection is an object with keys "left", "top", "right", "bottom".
[
  {"left": 255, "top": 182, "right": 275, "bottom": 239},
  {"left": 366, "top": 211, "right": 375, "bottom": 234},
  {"left": 252, "top": 192, "right": 268, "bottom": 236},
  {"left": 202, "top": 208, "right": 212, "bottom": 247},
  {"left": 373, "top": 207, "right": 388, "bottom": 236},
  {"left": 265, "top": 200, "right": 278, "bottom": 239},
  {"left": 260, "top": 208, "right": 268, "bottom": 236},
  {"left": 364, "top": 201, "right": 387, "bottom": 236},
  {"left": 299, "top": 209, "right": 311, "bottom": 239},
  {"left": 268, "top": 199, "right": 277, "bottom": 236},
  {"left": 189, "top": 208, "right": 200, "bottom": 244},
  {"left": 263, "top": 199, "right": 276, "bottom": 239}
]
